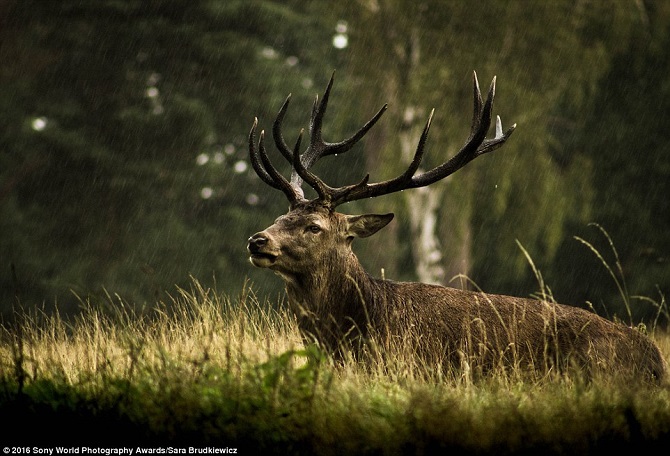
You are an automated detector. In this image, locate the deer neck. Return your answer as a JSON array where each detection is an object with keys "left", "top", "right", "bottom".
[{"left": 284, "top": 249, "right": 375, "bottom": 327}]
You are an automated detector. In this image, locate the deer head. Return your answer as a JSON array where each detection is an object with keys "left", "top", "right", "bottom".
[{"left": 247, "top": 71, "right": 515, "bottom": 284}]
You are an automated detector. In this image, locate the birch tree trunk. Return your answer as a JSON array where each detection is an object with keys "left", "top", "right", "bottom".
[
  {"left": 394, "top": 29, "right": 452, "bottom": 285},
  {"left": 396, "top": 24, "right": 476, "bottom": 286},
  {"left": 350, "top": 3, "right": 475, "bottom": 286},
  {"left": 398, "top": 105, "right": 447, "bottom": 285}
]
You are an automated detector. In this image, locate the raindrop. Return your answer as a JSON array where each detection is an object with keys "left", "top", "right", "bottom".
[
  {"left": 196, "top": 153, "right": 209, "bottom": 166},
  {"left": 233, "top": 160, "right": 248, "bottom": 173},
  {"left": 224, "top": 143, "right": 236, "bottom": 155},
  {"left": 332, "top": 34, "right": 348, "bottom": 49},
  {"left": 246, "top": 193, "right": 260, "bottom": 206},
  {"left": 205, "top": 133, "right": 216, "bottom": 145},
  {"left": 200, "top": 187, "right": 214, "bottom": 199},
  {"left": 213, "top": 152, "right": 225, "bottom": 164},
  {"left": 147, "top": 73, "right": 161, "bottom": 85},
  {"left": 285, "top": 56, "right": 299, "bottom": 67},
  {"left": 145, "top": 87, "right": 159, "bottom": 98},
  {"left": 261, "top": 47, "right": 278, "bottom": 59},
  {"left": 31, "top": 117, "right": 48, "bottom": 131},
  {"left": 335, "top": 20, "right": 348, "bottom": 34}
]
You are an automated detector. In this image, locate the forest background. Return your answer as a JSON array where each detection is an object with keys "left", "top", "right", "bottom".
[{"left": 1, "top": 0, "right": 668, "bottom": 324}]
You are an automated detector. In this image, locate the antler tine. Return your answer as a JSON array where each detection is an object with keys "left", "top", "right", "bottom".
[
  {"left": 465, "top": 74, "right": 495, "bottom": 147},
  {"left": 303, "top": 72, "right": 388, "bottom": 169},
  {"left": 407, "top": 74, "right": 497, "bottom": 184},
  {"left": 470, "top": 71, "right": 484, "bottom": 136},
  {"left": 326, "top": 103, "right": 388, "bottom": 157},
  {"left": 292, "top": 129, "right": 332, "bottom": 203},
  {"left": 401, "top": 108, "right": 434, "bottom": 179},
  {"left": 248, "top": 119, "right": 303, "bottom": 204},
  {"left": 288, "top": 129, "right": 311, "bottom": 192},
  {"left": 413, "top": 74, "right": 496, "bottom": 178},
  {"left": 300, "top": 72, "right": 335, "bottom": 171},
  {"left": 309, "top": 73, "right": 334, "bottom": 146},
  {"left": 258, "top": 131, "right": 298, "bottom": 199},
  {"left": 279, "top": 75, "right": 335, "bottom": 192},
  {"left": 476, "top": 115, "right": 517, "bottom": 155},
  {"left": 272, "top": 94, "right": 295, "bottom": 163},
  {"left": 248, "top": 118, "right": 277, "bottom": 188},
  {"left": 328, "top": 110, "right": 434, "bottom": 207}
]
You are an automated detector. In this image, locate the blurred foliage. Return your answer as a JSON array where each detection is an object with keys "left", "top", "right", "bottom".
[{"left": 1, "top": 0, "right": 668, "bottom": 323}]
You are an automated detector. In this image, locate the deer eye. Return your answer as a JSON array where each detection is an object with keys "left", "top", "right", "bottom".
[{"left": 306, "top": 224, "right": 321, "bottom": 234}]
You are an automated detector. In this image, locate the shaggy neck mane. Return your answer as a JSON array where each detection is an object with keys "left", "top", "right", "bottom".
[{"left": 284, "top": 247, "right": 380, "bottom": 344}]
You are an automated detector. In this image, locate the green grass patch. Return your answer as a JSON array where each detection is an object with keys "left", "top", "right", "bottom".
[{"left": 1, "top": 280, "right": 669, "bottom": 454}]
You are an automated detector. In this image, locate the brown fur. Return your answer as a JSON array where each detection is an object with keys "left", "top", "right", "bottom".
[
  {"left": 247, "top": 74, "right": 666, "bottom": 382},
  {"left": 248, "top": 203, "right": 667, "bottom": 382}
]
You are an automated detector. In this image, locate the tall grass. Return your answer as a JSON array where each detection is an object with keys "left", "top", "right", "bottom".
[
  {"left": 1, "top": 277, "right": 669, "bottom": 454},
  {"left": 574, "top": 223, "right": 670, "bottom": 327}
]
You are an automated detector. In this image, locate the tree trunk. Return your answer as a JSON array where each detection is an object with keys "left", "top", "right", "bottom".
[
  {"left": 394, "top": 27, "right": 473, "bottom": 286},
  {"left": 399, "top": 105, "right": 446, "bottom": 285}
]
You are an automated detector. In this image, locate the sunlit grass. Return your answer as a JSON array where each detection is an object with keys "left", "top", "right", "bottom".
[{"left": 1, "top": 277, "right": 669, "bottom": 453}]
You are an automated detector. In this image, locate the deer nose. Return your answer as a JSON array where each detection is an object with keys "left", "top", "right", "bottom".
[{"left": 247, "top": 233, "right": 268, "bottom": 252}]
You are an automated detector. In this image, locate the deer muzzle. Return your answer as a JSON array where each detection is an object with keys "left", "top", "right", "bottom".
[{"left": 247, "top": 232, "right": 278, "bottom": 267}]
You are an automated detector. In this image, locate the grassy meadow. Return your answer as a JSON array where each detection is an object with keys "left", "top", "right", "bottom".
[{"left": 1, "top": 279, "right": 670, "bottom": 455}]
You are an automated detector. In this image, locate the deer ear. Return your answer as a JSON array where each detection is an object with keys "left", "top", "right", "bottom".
[{"left": 346, "top": 213, "right": 394, "bottom": 238}]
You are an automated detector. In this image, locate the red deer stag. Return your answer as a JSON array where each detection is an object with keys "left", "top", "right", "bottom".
[{"left": 247, "top": 72, "right": 667, "bottom": 382}]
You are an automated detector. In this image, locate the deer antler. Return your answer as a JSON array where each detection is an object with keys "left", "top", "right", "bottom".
[
  {"left": 249, "top": 72, "right": 386, "bottom": 206},
  {"left": 249, "top": 71, "right": 516, "bottom": 209},
  {"left": 249, "top": 120, "right": 301, "bottom": 205}
]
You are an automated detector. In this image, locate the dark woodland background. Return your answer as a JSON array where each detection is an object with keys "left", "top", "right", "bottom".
[{"left": 1, "top": 1, "right": 668, "bottom": 324}]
